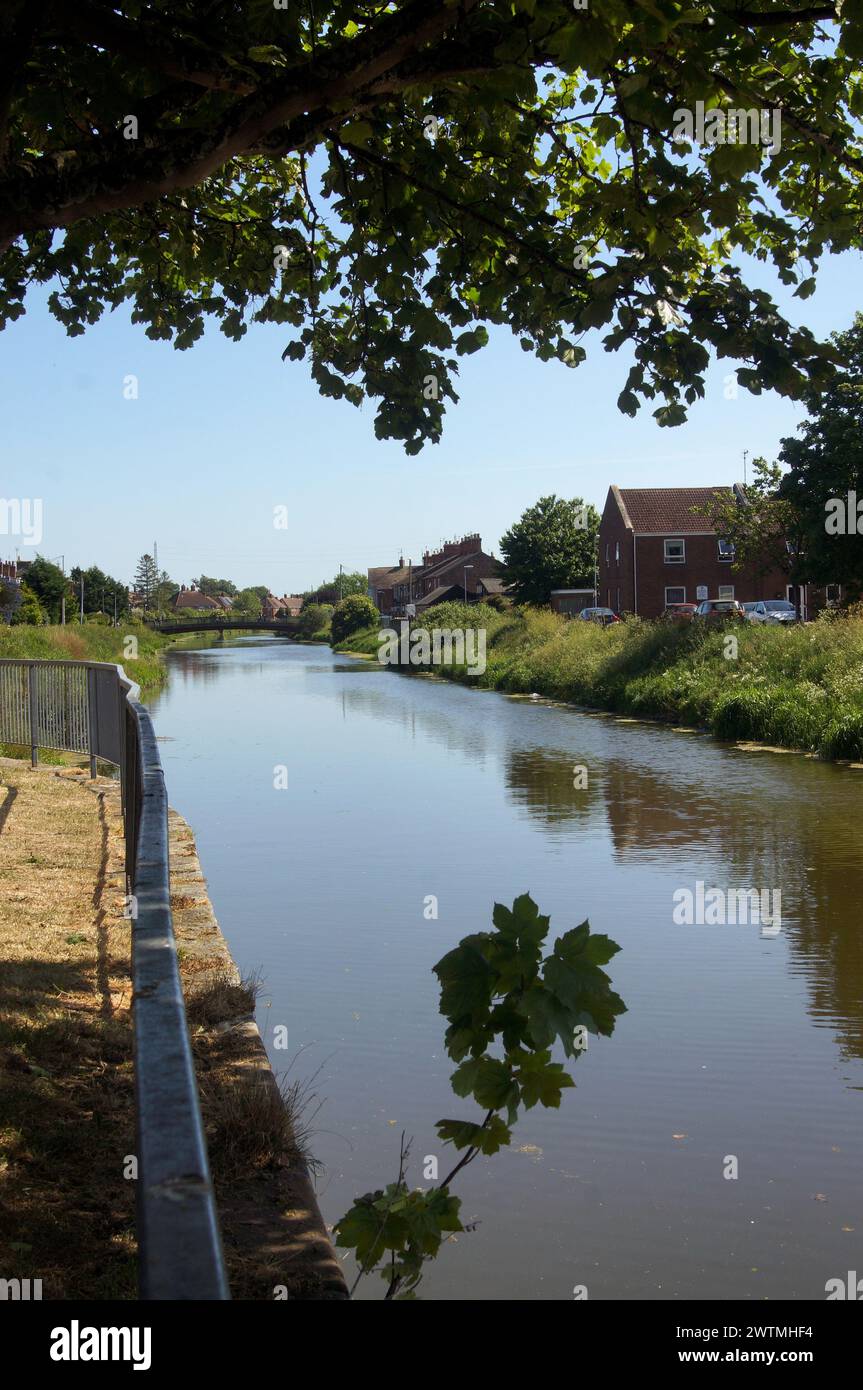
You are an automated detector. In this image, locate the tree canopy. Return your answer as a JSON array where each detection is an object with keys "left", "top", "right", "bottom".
[
  {"left": 500, "top": 494, "right": 599, "bottom": 603},
  {"left": 24, "top": 557, "right": 67, "bottom": 622},
  {"left": 1, "top": 2, "right": 860, "bottom": 450},
  {"left": 778, "top": 314, "right": 863, "bottom": 594}
]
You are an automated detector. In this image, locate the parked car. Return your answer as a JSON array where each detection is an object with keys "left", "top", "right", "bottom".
[
  {"left": 577, "top": 606, "right": 621, "bottom": 626},
  {"left": 693, "top": 598, "right": 746, "bottom": 622},
  {"left": 662, "top": 602, "right": 699, "bottom": 622},
  {"left": 744, "top": 599, "right": 798, "bottom": 625}
]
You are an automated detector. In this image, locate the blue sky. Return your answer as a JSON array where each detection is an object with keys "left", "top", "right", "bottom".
[{"left": 2, "top": 247, "right": 858, "bottom": 595}]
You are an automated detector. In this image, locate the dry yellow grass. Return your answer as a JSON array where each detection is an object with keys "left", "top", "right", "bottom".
[
  {"left": 0, "top": 759, "right": 338, "bottom": 1300},
  {"left": 0, "top": 759, "right": 135, "bottom": 1298}
]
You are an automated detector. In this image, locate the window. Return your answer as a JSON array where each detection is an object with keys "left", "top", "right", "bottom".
[
  {"left": 605, "top": 544, "right": 609, "bottom": 563},
  {"left": 718, "top": 584, "right": 735, "bottom": 600},
  {"left": 615, "top": 541, "right": 620, "bottom": 563},
  {"left": 663, "top": 538, "right": 685, "bottom": 564},
  {"left": 665, "top": 586, "right": 686, "bottom": 605},
  {"left": 717, "top": 538, "right": 735, "bottom": 561}
]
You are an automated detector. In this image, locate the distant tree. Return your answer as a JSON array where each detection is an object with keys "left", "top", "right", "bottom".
[
  {"left": 331, "top": 594, "right": 380, "bottom": 642},
  {"left": 500, "top": 496, "right": 599, "bottom": 606},
  {"left": 194, "top": 575, "right": 238, "bottom": 597},
  {"left": 777, "top": 315, "right": 863, "bottom": 597},
  {"left": 298, "top": 602, "right": 334, "bottom": 639},
  {"left": 151, "top": 571, "right": 176, "bottom": 616},
  {"left": 69, "top": 564, "right": 130, "bottom": 619},
  {"left": 133, "top": 554, "right": 159, "bottom": 611},
  {"left": 24, "top": 556, "right": 67, "bottom": 622},
  {"left": 231, "top": 587, "right": 265, "bottom": 618},
  {"left": 10, "top": 581, "right": 43, "bottom": 625}
]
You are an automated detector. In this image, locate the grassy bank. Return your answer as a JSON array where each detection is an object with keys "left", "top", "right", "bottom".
[
  {"left": 0, "top": 621, "right": 170, "bottom": 692},
  {"left": 336, "top": 603, "right": 863, "bottom": 760}
]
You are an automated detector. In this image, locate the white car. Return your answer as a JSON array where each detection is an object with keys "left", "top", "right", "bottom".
[{"left": 744, "top": 599, "right": 798, "bottom": 625}]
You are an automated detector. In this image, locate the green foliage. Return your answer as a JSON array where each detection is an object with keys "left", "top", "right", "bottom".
[
  {"left": 230, "top": 587, "right": 266, "bottom": 619},
  {"left": 132, "top": 554, "right": 158, "bottom": 611},
  {"left": 331, "top": 594, "right": 380, "bottom": 643},
  {"left": 69, "top": 564, "right": 129, "bottom": 618},
  {"left": 335, "top": 893, "right": 624, "bottom": 1297},
  {"left": 500, "top": 496, "right": 599, "bottom": 604},
  {"left": 22, "top": 557, "right": 66, "bottom": 623},
  {"left": 696, "top": 459, "right": 800, "bottom": 582},
  {"left": 194, "top": 576, "right": 238, "bottom": 598},
  {"left": 307, "top": 571, "right": 368, "bottom": 605},
  {"left": 778, "top": 314, "right": 863, "bottom": 596},
  {"left": 297, "top": 601, "right": 334, "bottom": 639},
  {"left": 0, "top": 3, "right": 856, "bottom": 449}
]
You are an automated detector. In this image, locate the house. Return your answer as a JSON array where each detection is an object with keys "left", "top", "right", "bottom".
[
  {"left": 475, "top": 575, "right": 511, "bottom": 602},
  {"left": 368, "top": 535, "right": 503, "bottom": 617},
  {"left": 597, "top": 485, "right": 838, "bottom": 620},
  {"left": 280, "top": 594, "right": 304, "bottom": 618},
  {"left": 261, "top": 593, "right": 287, "bottom": 621},
  {"left": 172, "top": 585, "right": 222, "bottom": 612}
]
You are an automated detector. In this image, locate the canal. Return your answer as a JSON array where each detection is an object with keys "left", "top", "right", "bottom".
[{"left": 148, "top": 636, "right": 863, "bottom": 1301}]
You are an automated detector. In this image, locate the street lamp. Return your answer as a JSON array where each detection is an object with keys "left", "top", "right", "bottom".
[{"left": 463, "top": 564, "right": 474, "bottom": 603}]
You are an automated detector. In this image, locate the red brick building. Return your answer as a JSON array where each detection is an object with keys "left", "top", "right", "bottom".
[
  {"left": 368, "top": 535, "right": 502, "bottom": 617},
  {"left": 597, "top": 485, "right": 830, "bottom": 619}
]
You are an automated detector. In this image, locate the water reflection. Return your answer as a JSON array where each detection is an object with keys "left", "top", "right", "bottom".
[{"left": 503, "top": 736, "right": 863, "bottom": 1065}]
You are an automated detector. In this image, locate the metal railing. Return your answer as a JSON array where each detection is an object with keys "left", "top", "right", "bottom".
[{"left": 0, "top": 659, "right": 229, "bottom": 1300}]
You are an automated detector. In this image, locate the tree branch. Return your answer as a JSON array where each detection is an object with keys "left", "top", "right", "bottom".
[{"left": 0, "top": 0, "right": 482, "bottom": 248}]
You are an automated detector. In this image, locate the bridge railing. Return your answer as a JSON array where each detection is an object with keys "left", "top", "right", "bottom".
[{"left": 0, "top": 658, "right": 229, "bottom": 1300}]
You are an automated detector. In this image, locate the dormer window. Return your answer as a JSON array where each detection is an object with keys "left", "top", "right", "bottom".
[{"left": 663, "top": 538, "right": 685, "bottom": 564}]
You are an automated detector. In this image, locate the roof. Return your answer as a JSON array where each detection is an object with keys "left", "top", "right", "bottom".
[
  {"left": 174, "top": 589, "right": 221, "bottom": 610},
  {"left": 613, "top": 486, "right": 734, "bottom": 534},
  {"left": 477, "top": 576, "right": 508, "bottom": 594},
  {"left": 422, "top": 549, "right": 484, "bottom": 583},
  {"left": 415, "top": 584, "right": 462, "bottom": 608},
  {"left": 368, "top": 566, "right": 398, "bottom": 592}
]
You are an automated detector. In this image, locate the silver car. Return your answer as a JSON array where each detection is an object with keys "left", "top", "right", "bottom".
[{"left": 745, "top": 599, "right": 798, "bottom": 624}]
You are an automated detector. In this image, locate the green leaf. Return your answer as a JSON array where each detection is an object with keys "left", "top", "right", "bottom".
[
  {"left": 436, "top": 1115, "right": 512, "bottom": 1155},
  {"left": 514, "top": 1051, "right": 576, "bottom": 1109},
  {"left": 450, "top": 1056, "right": 517, "bottom": 1111},
  {"left": 434, "top": 937, "right": 493, "bottom": 1024}
]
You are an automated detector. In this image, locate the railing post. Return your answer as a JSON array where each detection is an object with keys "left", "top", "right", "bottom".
[
  {"left": 27, "top": 663, "right": 39, "bottom": 768},
  {"left": 86, "top": 666, "right": 98, "bottom": 778}
]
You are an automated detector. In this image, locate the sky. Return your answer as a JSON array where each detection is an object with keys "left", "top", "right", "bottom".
[{"left": 2, "top": 243, "right": 859, "bottom": 596}]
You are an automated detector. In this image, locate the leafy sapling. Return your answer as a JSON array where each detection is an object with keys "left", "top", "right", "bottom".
[{"left": 335, "top": 893, "right": 625, "bottom": 1298}]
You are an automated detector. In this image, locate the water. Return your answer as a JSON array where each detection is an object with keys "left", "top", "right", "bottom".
[{"left": 149, "top": 637, "right": 863, "bottom": 1301}]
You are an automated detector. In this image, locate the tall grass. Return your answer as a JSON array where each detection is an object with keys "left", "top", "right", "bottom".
[
  {"left": 335, "top": 605, "right": 863, "bottom": 760},
  {"left": 0, "top": 621, "right": 170, "bottom": 692}
]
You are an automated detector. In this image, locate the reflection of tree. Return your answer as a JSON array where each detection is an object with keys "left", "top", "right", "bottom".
[
  {"left": 602, "top": 752, "right": 863, "bottom": 1066},
  {"left": 504, "top": 747, "right": 602, "bottom": 830}
]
